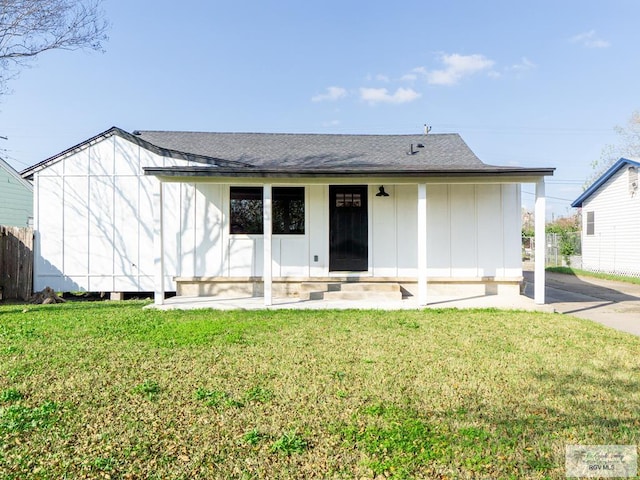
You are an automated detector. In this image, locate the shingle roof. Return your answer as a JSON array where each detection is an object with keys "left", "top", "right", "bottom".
[
  {"left": 21, "top": 126, "right": 555, "bottom": 179},
  {"left": 134, "top": 130, "right": 486, "bottom": 170}
]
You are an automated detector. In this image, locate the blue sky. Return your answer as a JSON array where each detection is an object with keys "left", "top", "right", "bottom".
[{"left": 1, "top": 0, "right": 639, "bottom": 219}]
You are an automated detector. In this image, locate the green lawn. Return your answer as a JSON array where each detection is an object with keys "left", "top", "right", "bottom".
[
  {"left": 1, "top": 302, "right": 639, "bottom": 479},
  {"left": 546, "top": 266, "right": 640, "bottom": 285}
]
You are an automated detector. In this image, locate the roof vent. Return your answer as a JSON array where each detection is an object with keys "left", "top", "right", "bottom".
[
  {"left": 629, "top": 166, "right": 638, "bottom": 196},
  {"left": 132, "top": 130, "right": 142, "bottom": 136}
]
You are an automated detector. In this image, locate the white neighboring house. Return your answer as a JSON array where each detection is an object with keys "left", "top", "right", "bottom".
[
  {"left": 572, "top": 157, "right": 640, "bottom": 277},
  {"left": 21, "top": 127, "right": 554, "bottom": 304},
  {"left": 0, "top": 157, "right": 33, "bottom": 227}
]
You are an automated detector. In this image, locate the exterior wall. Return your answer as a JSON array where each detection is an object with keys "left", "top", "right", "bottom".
[
  {"left": 33, "top": 134, "right": 523, "bottom": 292},
  {"left": 177, "top": 183, "right": 522, "bottom": 280},
  {"left": 175, "top": 184, "right": 310, "bottom": 279},
  {"left": 373, "top": 183, "right": 521, "bottom": 279},
  {"left": 581, "top": 167, "right": 640, "bottom": 276},
  {"left": 0, "top": 160, "right": 33, "bottom": 227},
  {"left": 33, "top": 135, "right": 194, "bottom": 292}
]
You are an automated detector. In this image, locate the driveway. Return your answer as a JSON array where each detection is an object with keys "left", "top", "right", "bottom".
[{"left": 523, "top": 270, "right": 640, "bottom": 336}]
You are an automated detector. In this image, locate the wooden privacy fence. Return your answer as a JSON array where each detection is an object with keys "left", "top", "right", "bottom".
[{"left": 0, "top": 226, "right": 33, "bottom": 301}]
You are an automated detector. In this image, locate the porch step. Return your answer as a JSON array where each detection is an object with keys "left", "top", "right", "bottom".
[{"left": 299, "top": 282, "right": 403, "bottom": 301}]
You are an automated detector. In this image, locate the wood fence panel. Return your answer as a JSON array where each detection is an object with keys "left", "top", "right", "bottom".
[{"left": 0, "top": 226, "right": 34, "bottom": 300}]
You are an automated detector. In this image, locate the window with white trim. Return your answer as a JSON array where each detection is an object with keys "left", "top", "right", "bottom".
[{"left": 586, "top": 211, "right": 595, "bottom": 236}]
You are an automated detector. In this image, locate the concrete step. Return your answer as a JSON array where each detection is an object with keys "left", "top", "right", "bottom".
[
  {"left": 339, "top": 282, "right": 401, "bottom": 292},
  {"left": 321, "top": 290, "right": 403, "bottom": 301},
  {"left": 299, "top": 282, "right": 403, "bottom": 301}
]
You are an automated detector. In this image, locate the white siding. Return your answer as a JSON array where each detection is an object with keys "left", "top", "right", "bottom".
[
  {"left": 194, "top": 184, "right": 224, "bottom": 277},
  {"left": 372, "top": 183, "right": 520, "bottom": 279},
  {"left": 396, "top": 185, "right": 418, "bottom": 276},
  {"left": 308, "top": 185, "right": 327, "bottom": 276},
  {"left": 33, "top": 133, "right": 524, "bottom": 292},
  {"left": 371, "top": 185, "right": 397, "bottom": 276},
  {"left": 582, "top": 167, "right": 640, "bottom": 276},
  {"left": 33, "top": 134, "right": 194, "bottom": 292}
]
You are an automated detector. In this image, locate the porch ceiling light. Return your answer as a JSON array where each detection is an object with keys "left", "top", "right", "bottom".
[{"left": 376, "top": 185, "right": 389, "bottom": 197}]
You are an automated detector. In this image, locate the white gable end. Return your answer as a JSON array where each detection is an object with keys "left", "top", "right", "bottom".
[
  {"left": 33, "top": 133, "right": 200, "bottom": 292},
  {"left": 581, "top": 166, "right": 640, "bottom": 276}
]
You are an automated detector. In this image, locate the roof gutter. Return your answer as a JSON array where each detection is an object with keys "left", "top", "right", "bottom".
[{"left": 143, "top": 166, "right": 556, "bottom": 178}]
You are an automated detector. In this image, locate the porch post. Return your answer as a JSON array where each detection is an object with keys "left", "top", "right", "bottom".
[
  {"left": 153, "top": 179, "right": 165, "bottom": 306},
  {"left": 534, "top": 177, "right": 546, "bottom": 304},
  {"left": 263, "top": 184, "right": 272, "bottom": 306},
  {"left": 417, "top": 183, "right": 428, "bottom": 305}
]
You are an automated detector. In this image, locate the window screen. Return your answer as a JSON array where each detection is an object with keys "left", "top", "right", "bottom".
[{"left": 586, "top": 211, "right": 595, "bottom": 236}]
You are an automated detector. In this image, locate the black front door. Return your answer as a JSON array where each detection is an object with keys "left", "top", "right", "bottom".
[{"left": 329, "top": 185, "right": 368, "bottom": 271}]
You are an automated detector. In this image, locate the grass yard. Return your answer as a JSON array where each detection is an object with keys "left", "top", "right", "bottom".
[
  {"left": 1, "top": 302, "right": 639, "bottom": 479},
  {"left": 546, "top": 266, "right": 640, "bottom": 285}
]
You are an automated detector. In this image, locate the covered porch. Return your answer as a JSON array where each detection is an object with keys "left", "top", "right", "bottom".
[{"left": 145, "top": 173, "right": 550, "bottom": 309}]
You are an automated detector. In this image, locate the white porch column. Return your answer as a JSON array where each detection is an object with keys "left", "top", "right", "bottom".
[
  {"left": 153, "top": 179, "right": 165, "bottom": 306},
  {"left": 534, "top": 177, "right": 546, "bottom": 304},
  {"left": 417, "top": 183, "right": 428, "bottom": 305},
  {"left": 263, "top": 184, "right": 272, "bottom": 306}
]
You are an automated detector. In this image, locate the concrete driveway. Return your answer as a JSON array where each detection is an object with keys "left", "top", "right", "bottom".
[{"left": 523, "top": 270, "right": 640, "bottom": 336}]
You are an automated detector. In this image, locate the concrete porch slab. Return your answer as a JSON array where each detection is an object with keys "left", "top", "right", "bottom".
[{"left": 147, "top": 293, "right": 552, "bottom": 312}]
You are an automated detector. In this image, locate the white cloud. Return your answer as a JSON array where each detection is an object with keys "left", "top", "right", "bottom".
[
  {"left": 426, "top": 53, "right": 495, "bottom": 85},
  {"left": 400, "top": 73, "right": 418, "bottom": 82},
  {"left": 311, "top": 86, "right": 347, "bottom": 102},
  {"left": 359, "top": 87, "right": 421, "bottom": 105},
  {"left": 570, "top": 30, "right": 610, "bottom": 48},
  {"left": 508, "top": 57, "right": 537, "bottom": 72},
  {"left": 401, "top": 67, "right": 427, "bottom": 82},
  {"left": 322, "top": 119, "right": 341, "bottom": 127}
]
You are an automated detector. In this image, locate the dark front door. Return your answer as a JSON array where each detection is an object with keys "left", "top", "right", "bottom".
[{"left": 329, "top": 185, "right": 368, "bottom": 271}]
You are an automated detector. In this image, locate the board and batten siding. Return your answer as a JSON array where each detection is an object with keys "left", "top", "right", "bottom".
[
  {"left": 0, "top": 159, "right": 33, "bottom": 227},
  {"left": 33, "top": 134, "right": 194, "bottom": 292},
  {"left": 581, "top": 166, "right": 640, "bottom": 276},
  {"left": 33, "top": 133, "right": 523, "bottom": 292},
  {"left": 371, "top": 183, "right": 521, "bottom": 278}
]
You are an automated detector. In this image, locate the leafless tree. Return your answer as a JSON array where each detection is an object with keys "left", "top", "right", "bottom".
[
  {"left": 587, "top": 110, "right": 640, "bottom": 187},
  {"left": 0, "top": 0, "right": 108, "bottom": 93}
]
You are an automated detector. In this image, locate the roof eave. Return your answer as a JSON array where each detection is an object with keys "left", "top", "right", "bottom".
[
  {"left": 143, "top": 166, "right": 555, "bottom": 179},
  {"left": 20, "top": 126, "right": 233, "bottom": 180},
  {"left": 571, "top": 157, "right": 640, "bottom": 207}
]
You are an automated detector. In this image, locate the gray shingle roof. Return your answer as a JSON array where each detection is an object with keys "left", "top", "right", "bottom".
[
  {"left": 135, "top": 130, "right": 486, "bottom": 170},
  {"left": 21, "top": 127, "right": 555, "bottom": 179}
]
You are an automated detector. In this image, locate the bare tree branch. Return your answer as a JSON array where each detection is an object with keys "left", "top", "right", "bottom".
[
  {"left": 586, "top": 111, "right": 640, "bottom": 188},
  {"left": 0, "top": 0, "right": 108, "bottom": 94}
]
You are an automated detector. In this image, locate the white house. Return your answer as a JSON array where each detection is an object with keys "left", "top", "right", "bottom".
[
  {"left": 0, "top": 157, "right": 33, "bottom": 227},
  {"left": 22, "top": 127, "right": 554, "bottom": 305},
  {"left": 572, "top": 157, "right": 640, "bottom": 277}
]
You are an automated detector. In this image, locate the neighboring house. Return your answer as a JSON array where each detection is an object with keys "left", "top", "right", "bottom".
[
  {"left": 0, "top": 157, "right": 33, "bottom": 227},
  {"left": 21, "top": 126, "right": 554, "bottom": 305},
  {"left": 572, "top": 157, "right": 640, "bottom": 277}
]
